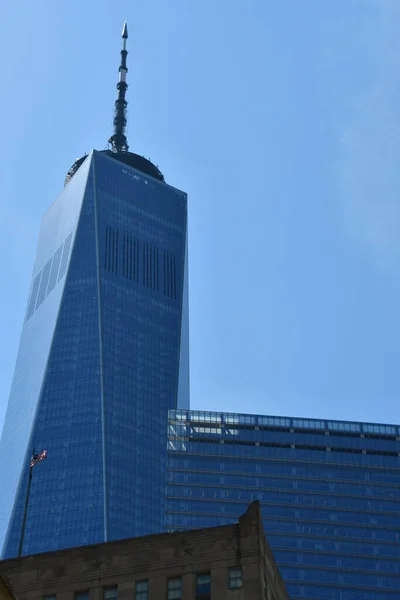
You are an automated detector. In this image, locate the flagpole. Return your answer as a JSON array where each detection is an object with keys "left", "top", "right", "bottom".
[{"left": 18, "top": 447, "right": 34, "bottom": 557}]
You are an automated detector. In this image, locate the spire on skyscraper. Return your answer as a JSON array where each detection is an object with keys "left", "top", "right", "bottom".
[
  {"left": 65, "top": 21, "right": 165, "bottom": 185},
  {"left": 109, "top": 21, "right": 129, "bottom": 153}
]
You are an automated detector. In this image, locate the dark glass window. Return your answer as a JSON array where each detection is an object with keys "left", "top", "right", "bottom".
[
  {"left": 135, "top": 580, "right": 148, "bottom": 600},
  {"left": 43, "top": 596, "right": 56, "bottom": 600},
  {"left": 103, "top": 587, "right": 118, "bottom": 600},
  {"left": 75, "top": 593, "right": 89, "bottom": 600},
  {"left": 168, "top": 577, "right": 182, "bottom": 599},
  {"left": 228, "top": 567, "right": 243, "bottom": 589},
  {"left": 196, "top": 573, "right": 211, "bottom": 599}
]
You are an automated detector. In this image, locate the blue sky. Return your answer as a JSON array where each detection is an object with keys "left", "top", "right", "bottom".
[{"left": 1, "top": 0, "right": 400, "bottom": 433}]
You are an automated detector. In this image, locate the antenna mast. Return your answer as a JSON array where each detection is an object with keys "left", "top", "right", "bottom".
[{"left": 109, "top": 21, "right": 129, "bottom": 153}]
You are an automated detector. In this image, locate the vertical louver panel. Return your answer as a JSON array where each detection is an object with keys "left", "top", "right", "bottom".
[
  {"left": 105, "top": 227, "right": 173, "bottom": 297},
  {"left": 122, "top": 234, "right": 127, "bottom": 278},
  {"left": 122, "top": 234, "right": 140, "bottom": 283},
  {"left": 104, "top": 226, "right": 109, "bottom": 269},
  {"left": 134, "top": 239, "right": 137, "bottom": 282},
  {"left": 105, "top": 227, "right": 119, "bottom": 273},
  {"left": 142, "top": 242, "right": 146, "bottom": 287},
  {"left": 26, "top": 273, "right": 42, "bottom": 321},
  {"left": 25, "top": 233, "right": 73, "bottom": 322},
  {"left": 135, "top": 239, "right": 139, "bottom": 283},
  {"left": 163, "top": 251, "right": 177, "bottom": 299},
  {"left": 35, "top": 258, "right": 53, "bottom": 309},
  {"left": 111, "top": 228, "right": 115, "bottom": 272},
  {"left": 172, "top": 255, "right": 176, "bottom": 299},
  {"left": 114, "top": 230, "right": 119, "bottom": 274},
  {"left": 58, "top": 232, "right": 73, "bottom": 281},
  {"left": 155, "top": 247, "right": 159, "bottom": 292},
  {"left": 151, "top": 246, "right": 159, "bottom": 292},
  {"left": 131, "top": 238, "right": 135, "bottom": 282},
  {"left": 46, "top": 244, "right": 63, "bottom": 297},
  {"left": 163, "top": 251, "right": 167, "bottom": 296},
  {"left": 148, "top": 244, "right": 152, "bottom": 289}
]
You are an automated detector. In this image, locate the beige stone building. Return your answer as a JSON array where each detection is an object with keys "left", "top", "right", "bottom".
[{"left": 0, "top": 502, "right": 288, "bottom": 600}]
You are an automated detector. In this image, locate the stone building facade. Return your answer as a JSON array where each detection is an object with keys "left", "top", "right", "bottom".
[
  {"left": 0, "top": 502, "right": 288, "bottom": 600},
  {"left": 0, "top": 576, "right": 15, "bottom": 600}
]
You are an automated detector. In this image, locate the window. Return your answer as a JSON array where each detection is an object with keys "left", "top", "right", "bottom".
[
  {"left": 43, "top": 596, "right": 56, "bottom": 600},
  {"left": 135, "top": 580, "right": 148, "bottom": 600},
  {"left": 168, "top": 577, "right": 182, "bottom": 599},
  {"left": 196, "top": 573, "right": 211, "bottom": 599},
  {"left": 75, "top": 593, "right": 89, "bottom": 600},
  {"left": 103, "top": 587, "right": 118, "bottom": 600},
  {"left": 228, "top": 567, "right": 243, "bottom": 589}
]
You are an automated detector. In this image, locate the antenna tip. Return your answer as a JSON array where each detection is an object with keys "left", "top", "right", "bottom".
[{"left": 122, "top": 21, "right": 128, "bottom": 39}]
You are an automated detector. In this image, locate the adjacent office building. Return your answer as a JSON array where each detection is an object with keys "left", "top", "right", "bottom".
[
  {"left": 0, "top": 23, "right": 189, "bottom": 557},
  {"left": 166, "top": 410, "right": 400, "bottom": 599},
  {"left": 0, "top": 503, "right": 289, "bottom": 600}
]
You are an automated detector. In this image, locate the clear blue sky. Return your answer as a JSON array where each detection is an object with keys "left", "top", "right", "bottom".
[{"left": 1, "top": 0, "right": 400, "bottom": 434}]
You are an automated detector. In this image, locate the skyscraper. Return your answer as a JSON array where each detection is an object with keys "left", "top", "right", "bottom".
[
  {"left": 166, "top": 409, "right": 400, "bottom": 599},
  {"left": 0, "top": 23, "right": 189, "bottom": 557}
]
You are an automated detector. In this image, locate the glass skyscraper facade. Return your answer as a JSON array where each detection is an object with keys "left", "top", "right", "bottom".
[
  {"left": 0, "top": 149, "right": 188, "bottom": 557},
  {"left": 166, "top": 410, "right": 400, "bottom": 599}
]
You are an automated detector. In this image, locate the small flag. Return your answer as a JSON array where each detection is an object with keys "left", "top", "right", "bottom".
[{"left": 30, "top": 450, "right": 47, "bottom": 468}]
